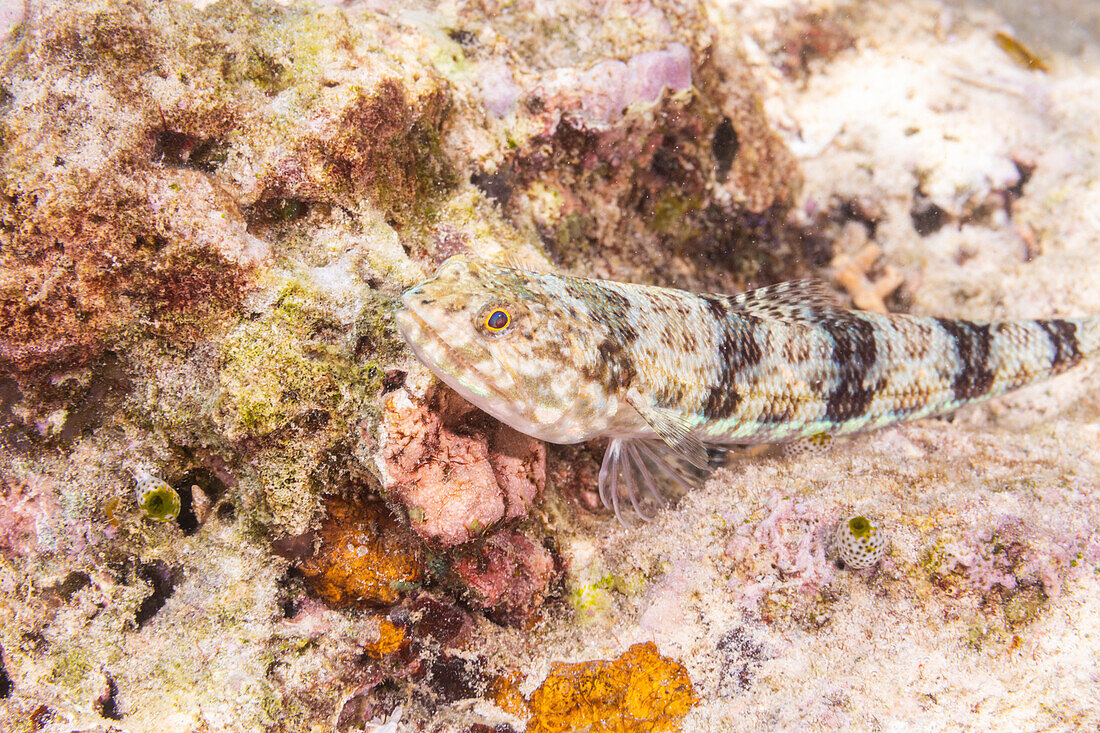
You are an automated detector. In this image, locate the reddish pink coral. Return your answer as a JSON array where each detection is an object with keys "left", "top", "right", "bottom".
[
  {"left": 379, "top": 387, "right": 545, "bottom": 547},
  {"left": 452, "top": 530, "right": 557, "bottom": 625}
]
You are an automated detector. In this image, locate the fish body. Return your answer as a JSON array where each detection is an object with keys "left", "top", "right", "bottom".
[{"left": 396, "top": 256, "right": 1099, "bottom": 521}]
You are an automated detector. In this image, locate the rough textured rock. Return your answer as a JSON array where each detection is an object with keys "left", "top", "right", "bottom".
[
  {"left": 379, "top": 381, "right": 546, "bottom": 547},
  {"left": 298, "top": 496, "right": 425, "bottom": 608},
  {"left": 448, "top": 0, "right": 803, "bottom": 290},
  {"left": 451, "top": 530, "right": 558, "bottom": 626}
]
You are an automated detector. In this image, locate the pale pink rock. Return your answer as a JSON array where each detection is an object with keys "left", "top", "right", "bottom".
[
  {"left": 725, "top": 493, "right": 837, "bottom": 607},
  {"left": 624, "top": 43, "right": 693, "bottom": 106},
  {"left": 379, "top": 388, "right": 545, "bottom": 547},
  {"left": 478, "top": 60, "right": 523, "bottom": 118},
  {"left": 486, "top": 422, "right": 545, "bottom": 521},
  {"left": 574, "top": 60, "right": 631, "bottom": 125},
  {"left": 532, "top": 45, "right": 693, "bottom": 126},
  {"left": 0, "top": 0, "right": 22, "bottom": 44}
]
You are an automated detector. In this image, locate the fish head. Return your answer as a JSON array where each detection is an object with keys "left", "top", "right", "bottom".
[{"left": 396, "top": 255, "right": 618, "bottom": 443}]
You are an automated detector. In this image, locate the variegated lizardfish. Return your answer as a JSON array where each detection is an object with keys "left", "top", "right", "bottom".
[{"left": 396, "top": 255, "right": 1098, "bottom": 522}]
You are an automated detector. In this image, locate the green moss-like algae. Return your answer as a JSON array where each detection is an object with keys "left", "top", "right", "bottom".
[{"left": 218, "top": 280, "right": 382, "bottom": 437}]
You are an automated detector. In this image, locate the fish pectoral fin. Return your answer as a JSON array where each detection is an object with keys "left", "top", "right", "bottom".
[
  {"left": 598, "top": 438, "right": 717, "bottom": 525},
  {"left": 626, "top": 396, "right": 711, "bottom": 471}
]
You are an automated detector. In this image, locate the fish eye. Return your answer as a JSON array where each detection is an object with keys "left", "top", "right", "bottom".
[{"left": 485, "top": 309, "right": 510, "bottom": 332}]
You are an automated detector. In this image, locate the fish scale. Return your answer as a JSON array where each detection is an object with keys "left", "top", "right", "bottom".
[{"left": 396, "top": 256, "right": 1100, "bottom": 523}]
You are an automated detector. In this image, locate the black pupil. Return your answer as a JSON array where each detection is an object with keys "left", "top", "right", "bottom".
[{"left": 487, "top": 310, "right": 509, "bottom": 329}]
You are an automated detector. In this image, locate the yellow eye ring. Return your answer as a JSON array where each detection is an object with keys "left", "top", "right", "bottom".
[{"left": 484, "top": 309, "right": 510, "bottom": 332}]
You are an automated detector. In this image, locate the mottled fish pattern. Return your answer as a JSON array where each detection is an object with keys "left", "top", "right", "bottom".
[{"left": 396, "top": 256, "right": 1099, "bottom": 522}]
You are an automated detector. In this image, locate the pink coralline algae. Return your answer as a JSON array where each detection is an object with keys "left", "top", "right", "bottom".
[
  {"left": 529, "top": 44, "right": 692, "bottom": 126},
  {"left": 379, "top": 386, "right": 545, "bottom": 547},
  {"left": 0, "top": 472, "right": 57, "bottom": 558},
  {"left": 726, "top": 495, "right": 836, "bottom": 607},
  {"left": 451, "top": 530, "right": 557, "bottom": 625}
]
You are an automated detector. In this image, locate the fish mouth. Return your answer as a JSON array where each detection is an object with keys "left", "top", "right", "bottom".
[{"left": 395, "top": 302, "right": 519, "bottom": 412}]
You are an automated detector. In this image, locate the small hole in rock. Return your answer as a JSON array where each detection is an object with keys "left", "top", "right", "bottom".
[
  {"left": 153, "top": 131, "right": 227, "bottom": 172},
  {"left": 95, "top": 672, "right": 122, "bottom": 720},
  {"left": 175, "top": 485, "right": 198, "bottom": 534},
  {"left": 171, "top": 468, "right": 226, "bottom": 535},
  {"left": 910, "top": 190, "right": 949, "bottom": 236},
  {"left": 277, "top": 568, "right": 306, "bottom": 618},
  {"left": 429, "top": 654, "right": 488, "bottom": 703},
  {"left": 43, "top": 571, "right": 91, "bottom": 604},
  {"left": 217, "top": 502, "right": 237, "bottom": 522},
  {"left": 470, "top": 170, "right": 513, "bottom": 208},
  {"left": 447, "top": 28, "right": 477, "bottom": 46},
  {"left": 134, "top": 561, "right": 179, "bottom": 628},
  {"left": 382, "top": 369, "right": 406, "bottom": 393},
  {"left": 1009, "top": 159, "right": 1036, "bottom": 199},
  {"left": 712, "top": 117, "right": 739, "bottom": 181},
  {"left": 249, "top": 197, "right": 310, "bottom": 225},
  {"left": 0, "top": 644, "right": 12, "bottom": 698}
]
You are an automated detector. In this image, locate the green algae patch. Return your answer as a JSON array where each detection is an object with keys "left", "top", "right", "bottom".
[
  {"left": 247, "top": 442, "right": 323, "bottom": 536},
  {"left": 210, "top": 0, "right": 348, "bottom": 96},
  {"left": 217, "top": 281, "right": 380, "bottom": 438},
  {"left": 569, "top": 572, "right": 644, "bottom": 622}
]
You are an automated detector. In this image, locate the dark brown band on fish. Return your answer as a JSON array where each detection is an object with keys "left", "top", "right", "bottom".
[
  {"left": 701, "top": 295, "right": 762, "bottom": 420},
  {"left": 936, "top": 318, "right": 995, "bottom": 401},
  {"left": 822, "top": 314, "right": 880, "bottom": 422},
  {"left": 568, "top": 281, "right": 641, "bottom": 392},
  {"left": 595, "top": 285, "right": 640, "bottom": 347},
  {"left": 594, "top": 338, "right": 636, "bottom": 392},
  {"left": 1037, "top": 319, "right": 1081, "bottom": 373}
]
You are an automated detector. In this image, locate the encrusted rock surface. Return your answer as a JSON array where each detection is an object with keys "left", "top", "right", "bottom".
[
  {"left": 2, "top": 0, "right": 1100, "bottom": 731},
  {"left": 379, "top": 380, "right": 546, "bottom": 547}
]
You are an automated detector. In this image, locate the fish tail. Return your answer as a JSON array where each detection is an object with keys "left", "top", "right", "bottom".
[
  {"left": 1079, "top": 315, "right": 1100, "bottom": 359},
  {"left": 981, "top": 315, "right": 1097, "bottom": 399}
]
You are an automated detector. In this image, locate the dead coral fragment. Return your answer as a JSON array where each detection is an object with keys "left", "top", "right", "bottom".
[
  {"left": 299, "top": 497, "right": 424, "bottom": 608},
  {"left": 831, "top": 225, "right": 904, "bottom": 314},
  {"left": 527, "top": 642, "right": 698, "bottom": 733}
]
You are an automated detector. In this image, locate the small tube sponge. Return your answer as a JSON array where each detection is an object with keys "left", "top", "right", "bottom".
[
  {"left": 130, "top": 466, "right": 181, "bottom": 523},
  {"left": 834, "top": 515, "right": 888, "bottom": 569}
]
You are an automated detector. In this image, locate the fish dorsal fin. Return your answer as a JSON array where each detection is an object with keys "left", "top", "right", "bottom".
[
  {"left": 626, "top": 393, "right": 711, "bottom": 471},
  {"left": 723, "top": 279, "right": 843, "bottom": 322}
]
